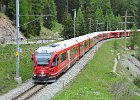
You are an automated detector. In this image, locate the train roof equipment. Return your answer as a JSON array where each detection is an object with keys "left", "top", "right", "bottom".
[
  {"left": 86, "top": 33, "right": 94, "bottom": 39},
  {"left": 36, "top": 39, "right": 79, "bottom": 54},
  {"left": 75, "top": 35, "right": 89, "bottom": 42},
  {"left": 90, "top": 32, "right": 102, "bottom": 37}
]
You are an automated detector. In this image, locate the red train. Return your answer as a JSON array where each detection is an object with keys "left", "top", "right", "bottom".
[{"left": 32, "top": 30, "right": 140, "bottom": 83}]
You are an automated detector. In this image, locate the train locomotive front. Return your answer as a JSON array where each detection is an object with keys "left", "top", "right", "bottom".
[{"left": 32, "top": 46, "right": 59, "bottom": 83}]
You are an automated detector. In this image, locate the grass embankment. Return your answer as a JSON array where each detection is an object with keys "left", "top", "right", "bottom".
[
  {"left": 0, "top": 42, "right": 57, "bottom": 95},
  {"left": 53, "top": 39, "right": 140, "bottom": 100}
]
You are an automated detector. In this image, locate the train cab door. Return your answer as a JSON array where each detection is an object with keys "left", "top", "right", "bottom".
[
  {"left": 50, "top": 55, "right": 59, "bottom": 74},
  {"left": 68, "top": 50, "right": 70, "bottom": 68}
]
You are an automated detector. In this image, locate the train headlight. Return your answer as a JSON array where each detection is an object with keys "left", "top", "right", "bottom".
[
  {"left": 41, "top": 71, "right": 44, "bottom": 75},
  {"left": 50, "top": 69, "right": 54, "bottom": 72}
]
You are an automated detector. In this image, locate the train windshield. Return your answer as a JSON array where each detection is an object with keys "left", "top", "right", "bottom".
[{"left": 36, "top": 52, "right": 53, "bottom": 65}]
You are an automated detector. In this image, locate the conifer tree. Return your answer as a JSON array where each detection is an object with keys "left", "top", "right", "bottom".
[
  {"left": 43, "top": 0, "right": 57, "bottom": 29},
  {"left": 76, "top": 8, "right": 86, "bottom": 36},
  {"left": 107, "top": 12, "right": 116, "bottom": 31},
  {"left": 94, "top": 7, "right": 104, "bottom": 31},
  {"left": 55, "top": 0, "right": 66, "bottom": 23},
  {"left": 6, "top": 0, "right": 15, "bottom": 20},
  {"left": 68, "top": 0, "right": 79, "bottom": 16},
  {"left": 62, "top": 13, "right": 74, "bottom": 39},
  {"left": 80, "top": 0, "right": 92, "bottom": 33},
  {"left": 19, "top": 0, "right": 30, "bottom": 37},
  {"left": 27, "top": 0, "right": 43, "bottom": 37}
]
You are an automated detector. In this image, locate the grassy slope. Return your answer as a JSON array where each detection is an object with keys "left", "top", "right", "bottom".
[
  {"left": 53, "top": 39, "right": 140, "bottom": 100},
  {"left": 0, "top": 42, "right": 58, "bottom": 95}
]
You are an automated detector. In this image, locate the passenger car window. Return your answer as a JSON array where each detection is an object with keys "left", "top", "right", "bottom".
[
  {"left": 84, "top": 41, "right": 88, "bottom": 48},
  {"left": 60, "top": 52, "right": 66, "bottom": 63}
]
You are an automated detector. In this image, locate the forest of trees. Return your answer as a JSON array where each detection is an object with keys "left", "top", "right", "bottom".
[{"left": 0, "top": 0, "right": 140, "bottom": 39}]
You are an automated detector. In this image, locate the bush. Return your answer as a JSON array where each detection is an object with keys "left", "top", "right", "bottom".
[
  {"left": 129, "top": 26, "right": 139, "bottom": 50},
  {"left": 133, "top": 76, "right": 140, "bottom": 88},
  {"left": 113, "top": 40, "right": 119, "bottom": 50},
  {"left": 136, "top": 36, "right": 140, "bottom": 60}
]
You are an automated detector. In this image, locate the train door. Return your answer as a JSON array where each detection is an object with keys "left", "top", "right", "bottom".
[
  {"left": 90, "top": 38, "right": 94, "bottom": 48},
  {"left": 50, "top": 55, "right": 59, "bottom": 76},
  {"left": 68, "top": 50, "right": 70, "bottom": 68},
  {"left": 82, "top": 42, "right": 85, "bottom": 55},
  {"left": 84, "top": 40, "right": 89, "bottom": 52},
  {"left": 51, "top": 55, "right": 59, "bottom": 67},
  {"left": 80, "top": 43, "right": 84, "bottom": 56},
  {"left": 94, "top": 37, "right": 99, "bottom": 44},
  {"left": 120, "top": 32, "right": 124, "bottom": 37}
]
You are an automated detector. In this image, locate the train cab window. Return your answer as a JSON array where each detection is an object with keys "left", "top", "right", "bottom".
[
  {"left": 60, "top": 52, "right": 66, "bottom": 63},
  {"left": 51, "top": 55, "right": 59, "bottom": 68}
]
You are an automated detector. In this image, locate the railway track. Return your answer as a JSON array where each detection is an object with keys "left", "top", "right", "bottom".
[
  {"left": 127, "top": 56, "right": 140, "bottom": 70},
  {"left": 12, "top": 84, "right": 47, "bottom": 100},
  {"left": 121, "top": 55, "right": 140, "bottom": 77}
]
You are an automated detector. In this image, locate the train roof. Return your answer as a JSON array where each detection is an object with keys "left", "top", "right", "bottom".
[
  {"left": 101, "top": 31, "right": 111, "bottom": 33},
  {"left": 36, "top": 43, "right": 66, "bottom": 54},
  {"left": 86, "top": 33, "right": 94, "bottom": 39},
  {"left": 90, "top": 32, "right": 101, "bottom": 37},
  {"left": 57, "top": 38, "right": 78, "bottom": 47},
  {"left": 111, "top": 30, "right": 131, "bottom": 32},
  {"left": 36, "top": 38, "right": 79, "bottom": 53},
  {"left": 75, "top": 35, "right": 89, "bottom": 42}
]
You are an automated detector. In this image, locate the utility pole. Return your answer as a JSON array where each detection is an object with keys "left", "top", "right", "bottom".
[
  {"left": 96, "top": 20, "right": 98, "bottom": 32},
  {"left": 73, "top": 9, "right": 76, "bottom": 38},
  {"left": 106, "top": 21, "right": 108, "bottom": 31},
  {"left": 15, "top": 0, "right": 22, "bottom": 84},
  {"left": 67, "top": 0, "right": 68, "bottom": 14},
  {"left": 121, "top": 10, "right": 133, "bottom": 50},
  {"left": 88, "top": 18, "right": 92, "bottom": 33},
  {"left": 96, "top": 20, "right": 104, "bottom": 32},
  {"left": 106, "top": 11, "right": 109, "bottom": 31}
]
